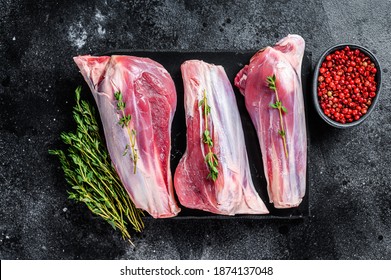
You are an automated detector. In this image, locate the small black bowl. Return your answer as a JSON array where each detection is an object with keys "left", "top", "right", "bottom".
[{"left": 312, "top": 44, "right": 382, "bottom": 128}]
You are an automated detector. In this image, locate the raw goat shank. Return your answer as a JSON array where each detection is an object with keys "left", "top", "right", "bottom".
[
  {"left": 235, "top": 34, "right": 307, "bottom": 208},
  {"left": 74, "top": 55, "right": 180, "bottom": 218},
  {"left": 174, "top": 60, "right": 269, "bottom": 215}
]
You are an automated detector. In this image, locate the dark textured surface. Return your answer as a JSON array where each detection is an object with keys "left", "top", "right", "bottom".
[{"left": 0, "top": 0, "right": 390, "bottom": 260}]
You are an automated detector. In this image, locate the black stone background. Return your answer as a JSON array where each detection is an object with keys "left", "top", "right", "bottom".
[{"left": 0, "top": 0, "right": 390, "bottom": 259}]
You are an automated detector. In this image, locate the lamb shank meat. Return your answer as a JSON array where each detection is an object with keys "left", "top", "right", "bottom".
[
  {"left": 174, "top": 60, "right": 269, "bottom": 215},
  {"left": 235, "top": 34, "right": 307, "bottom": 208},
  {"left": 74, "top": 55, "right": 180, "bottom": 218}
]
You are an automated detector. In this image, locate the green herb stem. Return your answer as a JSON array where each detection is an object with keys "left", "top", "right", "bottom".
[
  {"left": 199, "top": 89, "right": 219, "bottom": 182},
  {"left": 267, "top": 74, "right": 289, "bottom": 158},
  {"left": 266, "top": 74, "right": 288, "bottom": 157},
  {"left": 114, "top": 91, "right": 138, "bottom": 174},
  {"left": 49, "top": 87, "right": 144, "bottom": 243}
]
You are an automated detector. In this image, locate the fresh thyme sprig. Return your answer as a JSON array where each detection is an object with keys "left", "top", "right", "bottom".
[
  {"left": 267, "top": 74, "right": 289, "bottom": 158},
  {"left": 114, "top": 91, "right": 138, "bottom": 174},
  {"left": 49, "top": 87, "right": 144, "bottom": 243},
  {"left": 199, "top": 89, "right": 219, "bottom": 182}
]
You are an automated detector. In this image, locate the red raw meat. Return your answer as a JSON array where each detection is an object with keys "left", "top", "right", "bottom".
[
  {"left": 174, "top": 60, "right": 269, "bottom": 215},
  {"left": 74, "top": 55, "right": 180, "bottom": 218},
  {"left": 235, "top": 34, "right": 307, "bottom": 208}
]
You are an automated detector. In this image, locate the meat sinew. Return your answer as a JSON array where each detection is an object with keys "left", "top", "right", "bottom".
[
  {"left": 74, "top": 55, "right": 180, "bottom": 218},
  {"left": 235, "top": 34, "right": 307, "bottom": 208},
  {"left": 174, "top": 60, "right": 269, "bottom": 215}
]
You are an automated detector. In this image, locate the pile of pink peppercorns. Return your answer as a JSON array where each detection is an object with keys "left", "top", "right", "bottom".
[{"left": 317, "top": 46, "right": 378, "bottom": 124}]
